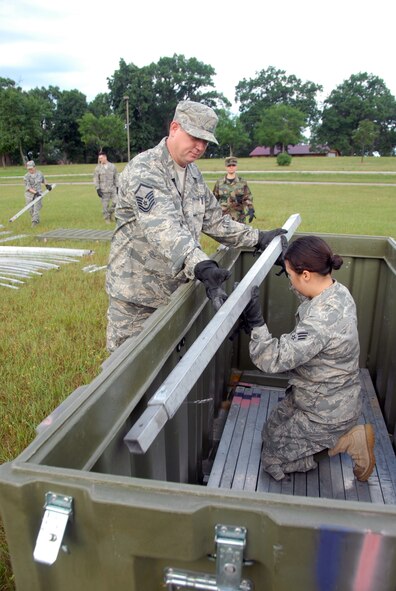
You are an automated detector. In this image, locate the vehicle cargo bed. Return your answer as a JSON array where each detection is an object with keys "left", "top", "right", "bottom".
[{"left": 208, "top": 369, "right": 396, "bottom": 504}]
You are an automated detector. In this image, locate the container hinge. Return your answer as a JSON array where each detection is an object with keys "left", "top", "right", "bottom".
[
  {"left": 33, "top": 491, "right": 73, "bottom": 565},
  {"left": 164, "top": 524, "right": 253, "bottom": 590}
]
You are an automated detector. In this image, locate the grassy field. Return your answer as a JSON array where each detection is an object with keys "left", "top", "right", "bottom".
[
  {"left": 1, "top": 155, "right": 396, "bottom": 178},
  {"left": 0, "top": 158, "right": 395, "bottom": 589}
]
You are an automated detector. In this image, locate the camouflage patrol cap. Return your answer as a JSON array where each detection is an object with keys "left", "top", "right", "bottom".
[
  {"left": 26, "top": 160, "right": 35, "bottom": 168},
  {"left": 225, "top": 156, "right": 238, "bottom": 166},
  {"left": 173, "top": 101, "right": 218, "bottom": 145}
]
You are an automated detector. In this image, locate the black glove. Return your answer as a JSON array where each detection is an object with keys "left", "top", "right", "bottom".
[
  {"left": 247, "top": 207, "right": 256, "bottom": 223},
  {"left": 33, "top": 191, "right": 41, "bottom": 200},
  {"left": 254, "top": 228, "right": 288, "bottom": 256},
  {"left": 241, "top": 286, "right": 265, "bottom": 332},
  {"left": 274, "top": 234, "right": 289, "bottom": 276},
  {"left": 194, "top": 260, "right": 231, "bottom": 312},
  {"left": 97, "top": 189, "right": 103, "bottom": 198},
  {"left": 45, "top": 184, "right": 52, "bottom": 191}
]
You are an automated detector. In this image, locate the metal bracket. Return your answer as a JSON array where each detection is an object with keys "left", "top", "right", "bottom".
[
  {"left": 164, "top": 524, "right": 253, "bottom": 590},
  {"left": 33, "top": 492, "right": 73, "bottom": 565}
]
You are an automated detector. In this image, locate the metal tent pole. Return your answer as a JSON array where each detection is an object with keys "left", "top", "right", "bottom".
[{"left": 9, "top": 184, "right": 57, "bottom": 223}]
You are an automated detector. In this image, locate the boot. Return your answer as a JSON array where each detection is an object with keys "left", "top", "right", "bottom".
[{"left": 328, "top": 424, "right": 375, "bottom": 481}]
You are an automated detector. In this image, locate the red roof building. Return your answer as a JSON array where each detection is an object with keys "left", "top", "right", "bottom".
[{"left": 249, "top": 144, "right": 339, "bottom": 157}]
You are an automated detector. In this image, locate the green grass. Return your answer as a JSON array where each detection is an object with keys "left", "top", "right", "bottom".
[
  {"left": 1, "top": 157, "right": 395, "bottom": 189},
  {"left": 0, "top": 185, "right": 111, "bottom": 590},
  {"left": 199, "top": 155, "right": 396, "bottom": 172},
  {"left": 0, "top": 162, "right": 395, "bottom": 589},
  {"left": 203, "top": 172, "right": 396, "bottom": 184},
  {"left": 1, "top": 155, "right": 395, "bottom": 179}
]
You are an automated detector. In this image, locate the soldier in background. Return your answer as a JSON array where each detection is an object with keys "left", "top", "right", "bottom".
[
  {"left": 94, "top": 149, "right": 119, "bottom": 223},
  {"left": 105, "top": 100, "right": 286, "bottom": 352},
  {"left": 24, "top": 160, "right": 52, "bottom": 227},
  {"left": 242, "top": 235, "right": 375, "bottom": 482},
  {"left": 213, "top": 156, "right": 255, "bottom": 223}
]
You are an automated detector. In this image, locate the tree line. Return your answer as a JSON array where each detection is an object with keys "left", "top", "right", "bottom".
[{"left": 1, "top": 55, "right": 395, "bottom": 166}]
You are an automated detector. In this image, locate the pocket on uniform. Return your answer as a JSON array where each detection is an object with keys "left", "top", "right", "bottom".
[{"left": 191, "top": 195, "right": 205, "bottom": 218}]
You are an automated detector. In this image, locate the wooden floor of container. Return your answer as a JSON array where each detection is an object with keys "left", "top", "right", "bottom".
[{"left": 207, "top": 369, "right": 396, "bottom": 504}]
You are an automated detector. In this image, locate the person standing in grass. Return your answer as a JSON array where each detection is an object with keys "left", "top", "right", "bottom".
[
  {"left": 105, "top": 100, "right": 286, "bottom": 352},
  {"left": 24, "top": 160, "right": 52, "bottom": 227},
  {"left": 242, "top": 235, "right": 376, "bottom": 483},
  {"left": 94, "top": 149, "right": 119, "bottom": 224},
  {"left": 213, "top": 156, "right": 255, "bottom": 223}
]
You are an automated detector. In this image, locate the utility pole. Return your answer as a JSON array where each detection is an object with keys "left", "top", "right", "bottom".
[{"left": 123, "top": 96, "right": 131, "bottom": 162}]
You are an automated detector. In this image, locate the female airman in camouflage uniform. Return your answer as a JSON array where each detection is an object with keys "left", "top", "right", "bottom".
[{"left": 243, "top": 236, "right": 375, "bottom": 482}]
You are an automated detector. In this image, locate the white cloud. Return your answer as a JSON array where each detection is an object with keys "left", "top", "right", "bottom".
[{"left": 1, "top": 0, "right": 395, "bottom": 107}]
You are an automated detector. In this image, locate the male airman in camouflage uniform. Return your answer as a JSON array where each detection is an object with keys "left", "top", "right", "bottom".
[
  {"left": 94, "top": 150, "right": 119, "bottom": 223},
  {"left": 243, "top": 236, "right": 375, "bottom": 482},
  {"left": 105, "top": 101, "right": 286, "bottom": 352},
  {"left": 213, "top": 156, "right": 255, "bottom": 223},
  {"left": 24, "top": 160, "right": 52, "bottom": 227}
]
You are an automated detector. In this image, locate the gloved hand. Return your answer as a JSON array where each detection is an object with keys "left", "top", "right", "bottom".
[
  {"left": 247, "top": 207, "right": 256, "bottom": 223},
  {"left": 97, "top": 189, "right": 103, "bottom": 198},
  {"left": 274, "top": 234, "right": 289, "bottom": 276},
  {"left": 45, "top": 184, "right": 52, "bottom": 191},
  {"left": 241, "top": 286, "right": 265, "bottom": 332},
  {"left": 194, "top": 260, "right": 231, "bottom": 312},
  {"left": 33, "top": 191, "right": 41, "bottom": 200},
  {"left": 254, "top": 228, "right": 288, "bottom": 256}
]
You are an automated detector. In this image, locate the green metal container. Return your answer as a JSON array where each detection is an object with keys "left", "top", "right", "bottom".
[{"left": 0, "top": 233, "right": 395, "bottom": 591}]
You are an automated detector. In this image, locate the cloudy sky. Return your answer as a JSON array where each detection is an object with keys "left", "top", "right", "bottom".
[{"left": 1, "top": 0, "right": 395, "bottom": 110}]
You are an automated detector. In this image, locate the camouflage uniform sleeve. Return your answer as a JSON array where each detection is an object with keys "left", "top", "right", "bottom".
[
  {"left": 200, "top": 185, "right": 259, "bottom": 248},
  {"left": 93, "top": 166, "right": 99, "bottom": 189},
  {"left": 249, "top": 315, "right": 328, "bottom": 374},
  {"left": 213, "top": 180, "right": 220, "bottom": 199},
  {"left": 24, "top": 174, "right": 31, "bottom": 190},
  {"left": 242, "top": 180, "right": 253, "bottom": 207}
]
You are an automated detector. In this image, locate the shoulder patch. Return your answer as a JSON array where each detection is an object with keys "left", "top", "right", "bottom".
[{"left": 135, "top": 183, "right": 155, "bottom": 213}]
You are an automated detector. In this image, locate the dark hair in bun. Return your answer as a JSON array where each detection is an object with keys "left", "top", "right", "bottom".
[{"left": 285, "top": 236, "right": 343, "bottom": 276}]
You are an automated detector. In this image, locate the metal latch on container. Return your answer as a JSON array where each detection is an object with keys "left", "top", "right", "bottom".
[
  {"left": 33, "top": 492, "right": 73, "bottom": 565},
  {"left": 164, "top": 524, "right": 253, "bottom": 590}
]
